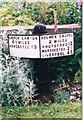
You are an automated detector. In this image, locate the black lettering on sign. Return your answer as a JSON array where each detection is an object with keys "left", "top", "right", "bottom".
[
  {"left": 54, "top": 40, "right": 57, "bottom": 43},
  {"left": 25, "top": 41, "right": 27, "bottom": 44},
  {"left": 27, "top": 37, "right": 29, "bottom": 39},
  {"left": 66, "top": 43, "right": 67, "bottom": 46},
  {"left": 35, "top": 37, "right": 37, "bottom": 40},
  {"left": 49, "top": 53, "right": 51, "bottom": 57},
  {"left": 49, "top": 35, "right": 53, "bottom": 39},
  {"left": 55, "top": 53, "right": 56, "bottom": 56},
  {"left": 59, "top": 48, "right": 60, "bottom": 51},
  {"left": 60, "top": 52, "right": 62, "bottom": 55},
  {"left": 50, "top": 49, "right": 52, "bottom": 52},
  {"left": 45, "top": 50, "right": 47, "bottom": 53},
  {"left": 31, "top": 45, "right": 37, "bottom": 49},
  {"left": 47, "top": 49, "right": 49, "bottom": 52},
  {"left": 52, "top": 53, "right": 54, "bottom": 56},
  {"left": 18, "top": 41, "right": 21, "bottom": 44},
  {"left": 65, "top": 34, "right": 67, "bottom": 37},
  {"left": 54, "top": 44, "right": 56, "bottom": 47},
  {"left": 54, "top": 35, "right": 56, "bottom": 38},
  {"left": 59, "top": 35, "right": 61, "bottom": 38},
  {"left": 34, "top": 45, "right": 37, "bottom": 49},
  {"left": 27, "top": 41, "right": 29, "bottom": 44},
  {"left": 69, "top": 34, "right": 71, "bottom": 37},
  {"left": 59, "top": 40, "right": 62, "bottom": 43},
  {"left": 71, "top": 41, "right": 72, "bottom": 45},
  {"left": 67, "top": 51, "right": 69, "bottom": 54},
  {"left": 12, "top": 40, "right": 14, "bottom": 44},
  {"left": 71, "top": 50, "right": 72, "bottom": 54},
  {"left": 42, "top": 54, "right": 44, "bottom": 57},
  {"left": 58, "top": 40, "right": 59, "bottom": 43},
  {"left": 22, "top": 45, "right": 24, "bottom": 48},
  {"left": 62, "top": 39, "right": 64, "bottom": 42},
  {"left": 41, "top": 37, "right": 43, "bottom": 39},
  {"left": 48, "top": 45, "right": 51, "bottom": 48},
  {"left": 56, "top": 48, "right": 58, "bottom": 52},
  {"left": 15, "top": 41, "right": 17, "bottom": 44},
  {"left": 24, "top": 41, "right": 29, "bottom": 44},
  {"left": 57, "top": 44, "right": 59, "bottom": 47},
  {"left": 65, "top": 39, "right": 67, "bottom": 42},
  {"left": 42, "top": 46, "right": 44, "bottom": 48},
  {"left": 60, "top": 44, "right": 62, "bottom": 47},
  {"left": 62, "top": 34, "right": 64, "bottom": 37},
  {"left": 52, "top": 44, "right": 53, "bottom": 48},
  {"left": 67, "top": 46, "right": 69, "bottom": 50},
  {"left": 62, "top": 44, "right": 64, "bottom": 46},
  {"left": 46, "top": 54, "right": 48, "bottom": 57},
  {"left": 49, "top": 40, "right": 52, "bottom": 44},
  {"left": 57, "top": 53, "right": 59, "bottom": 56},
  {"left": 32, "top": 37, "right": 35, "bottom": 40},
  {"left": 22, "top": 37, "right": 24, "bottom": 40}
]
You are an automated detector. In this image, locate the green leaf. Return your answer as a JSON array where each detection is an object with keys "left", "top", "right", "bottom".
[
  {"left": 78, "top": 59, "right": 82, "bottom": 69},
  {"left": 57, "top": 67, "right": 63, "bottom": 72},
  {"left": 75, "top": 48, "right": 82, "bottom": 57},
  {"left": 67, "top": 67, "right": 72, "bottom": 72}
]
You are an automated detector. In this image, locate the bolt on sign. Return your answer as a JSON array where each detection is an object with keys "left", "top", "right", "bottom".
[{"left": 8, "top": 33, "right": 74, "bottom": 59}]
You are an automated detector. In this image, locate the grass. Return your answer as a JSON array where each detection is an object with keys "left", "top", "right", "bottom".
[{"left": 1, "top": 102, "right": 82, "bottom": 118}]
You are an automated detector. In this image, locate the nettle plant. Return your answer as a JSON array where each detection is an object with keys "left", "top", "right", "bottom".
[{"left": 0, "top": 36, "right": 37, "bottom": 106}]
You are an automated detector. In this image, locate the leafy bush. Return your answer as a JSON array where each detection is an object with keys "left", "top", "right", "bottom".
[
  {"left": 55, "top": 89, "right": 70, "bottom": 103},
  {"left": 0, "top": 3, "right": 35, "bottom": 26},
  {"left": 25, "top": 2, "right": 81, "bottom": 25},
  {"left": 0, "top": 42, "right": 37, "bottom": 106},
  {"left": 74, "top": 70, "right": 82, "bottom": 83},
  {"left": 49, "top": 46, "right": 82, "bottom": 84},
  {"left": 0, "top": 2, "right": 82, "bottom": 26}
]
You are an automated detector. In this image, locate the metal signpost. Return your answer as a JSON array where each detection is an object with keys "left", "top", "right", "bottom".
[{"left": 8, "top": 33, "right": 74, "bottom": 58}]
